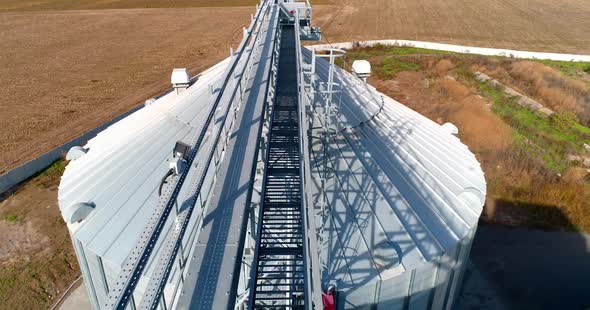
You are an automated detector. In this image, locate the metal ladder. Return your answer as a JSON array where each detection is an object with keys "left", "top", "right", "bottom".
[{"left": 252, "top": 25, "right": 306, "bottom": 309}]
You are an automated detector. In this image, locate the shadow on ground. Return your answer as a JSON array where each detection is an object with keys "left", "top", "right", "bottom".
[
  {"left": 457, "top": 213, "right": 590, "bottom": 309},
  {"left": 484, "top": 198, "right": 580, "bottom": 232}
]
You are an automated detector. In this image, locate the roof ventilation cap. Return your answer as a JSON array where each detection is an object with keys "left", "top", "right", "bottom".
[
  {"left": 352, "top": 60, "right": 371, "bottom": 82},
  {"left": 144, "top": 98, "right": 157, "bottom": 107},
  {"left": 63, "top": 202, "right": 95, "bottom": 224},
  {"left": 171, "top": 68, "right": 191, "bottom": 94},
  {"left": 441, "top": 122, "right": 459, "bottom": 136},
  {"left": 66, "top": 146, "right": 88, "bottom": 161}
]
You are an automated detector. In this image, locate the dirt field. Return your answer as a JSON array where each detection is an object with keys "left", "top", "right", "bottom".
[
  {"left": 0, "top": 0, "right": 256, "bottom": 11},
  {"left": 0, "top": 161, "right": 78, "bottom": 309},
  {"left": 2, "top": 1, "right": 590, "bottom": 174},
  {"left": 0, "top": 7, "right": 251, "bottom": 173},
  {"left": 314, "top": 0, "right": 590, "bottom": 54}
]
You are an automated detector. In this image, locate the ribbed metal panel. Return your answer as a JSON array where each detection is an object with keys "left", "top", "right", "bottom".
[
  {"left": 304, "top": 48, "right": 485, "bottom": 309},
  {"left": 58, "top": 59, "right": 231, "bottom": 307}
]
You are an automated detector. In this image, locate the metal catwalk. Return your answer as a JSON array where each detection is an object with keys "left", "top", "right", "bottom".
[{"left": 252, "top": 25, "right": 306, "bottom": 308}]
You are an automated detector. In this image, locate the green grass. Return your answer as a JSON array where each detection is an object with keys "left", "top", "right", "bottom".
[
  {"left": 374, "top": 56, "right": 421, "bottom": 78},
  {"left": 38, "top": 160, "right": 66, "bottom": 179},
  {"left": 0, "top": 250, "right": 79, "bottom": 309},
  {"left": 574, "top": 123, "right": 590, "bottom": 136},
  {"left": 478, "top": 81, "right": 590, "bottom": 171},
  {"left": 2, "top": 214, "right": 19, "bottom": 223},
  {"left": 336, "top": 55, "right": 422, "bottom": 79},
  {"left": 478, "top": 80, "right": 505, "bottom": 102},
  {"left": 346, "top": 45, "right": 590, "bottom": 78},
  {"left": 531, "top": 59, "right": 590, "bottom": 76},
  {"left": 337, "top": 45, "right": 425, "bottom": 78},
  {"left": 34, "top": 160, "right": 66, "bottom": 188}
]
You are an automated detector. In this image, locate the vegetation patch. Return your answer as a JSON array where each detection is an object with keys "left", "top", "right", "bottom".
[
  {"left": 476, "top": 81, "right": 590, "bottom": 232},
  {"left": 2, "top": 214, "right": 19, "bottom": 223},
  {"left": 375, "top": 57, "right": 421, "bottom": 78},
  {"left": 478, "top": 81, "right": 590, "bottom": 171},
  {"left": 336, "top": 45, "right": 590, "bottom": 232},
  {"left": 0, "top": 250, "right": 78, "bottom": 309},
  {"left": 530, "top": 59, "right": 590, "bottom": 77},
  {"left": 338, "top": 45, "right": 428, "bottom": 79},
  {"left": 34, "top": 160, "right": 66, "bottom": 189},
  {"left": 0, "top": 158, "right": 78, "bottom": 309}
]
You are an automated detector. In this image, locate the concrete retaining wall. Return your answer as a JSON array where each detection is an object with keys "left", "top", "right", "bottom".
[{"left": 309, "top": 40, "right": 590, "bottom": 62}]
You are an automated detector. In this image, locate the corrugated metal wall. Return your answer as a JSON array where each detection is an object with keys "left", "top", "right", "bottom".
[{"left": 337, "top": 228, "right": 476, "bottom": 309}]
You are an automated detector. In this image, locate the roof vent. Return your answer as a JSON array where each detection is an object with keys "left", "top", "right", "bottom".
[
  {"left": 171, "top": 68, "right": 191, "bottom": 94},
  {"left": 144, "top": 98, "right": 157, "bottom": 107},
  {"left": 66, "top": 146, "right": 88, "bottom": 161},
  {"left": 441, "top": 122, "right": 459, "bottom": 136},
  {"left": 352, "top": 60, "right": 371, "bottom": 82},
  {"left": 63, "top": 202, "right": 95, "bottom": 224}
]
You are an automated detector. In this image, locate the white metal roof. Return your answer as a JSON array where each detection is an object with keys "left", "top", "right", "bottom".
[
  {"left": 304, "top": 48, "right": 485, "bottom": 288},
  {"left": 58, "top": 47, "right": 485, "bottom": 295},
  {"left": 58, "top": 58, "right": 230, "bottom": 269}
]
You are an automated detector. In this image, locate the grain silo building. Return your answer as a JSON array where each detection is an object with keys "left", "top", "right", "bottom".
[
  {"left": 304, "top": 49, "right": 485, "bottom": 308},
  {"left": 57, "top": 2, "right": 485, "bottom": 308}
]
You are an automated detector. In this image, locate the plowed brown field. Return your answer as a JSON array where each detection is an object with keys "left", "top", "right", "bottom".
[
  {"left": 0, "top": 8, "right": 250, "bottom": 173},
  {"left": 314, "top": 0, "right": 590, "bottom": 54},
  {"left": 1, "top": 0, "right": 589, "bottom": 173}
]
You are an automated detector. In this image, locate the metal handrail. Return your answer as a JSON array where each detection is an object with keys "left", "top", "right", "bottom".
[
  {"left": 245, "top": 12, "right": 283, "bottom": 308},
  {"left": 294, "top": 10, "right": 324, "bottom": 310}
]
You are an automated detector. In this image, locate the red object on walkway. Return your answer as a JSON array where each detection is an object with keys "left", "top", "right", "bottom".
[{"left": 322, "top": 291, "right": 335, "bottom": 310}]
